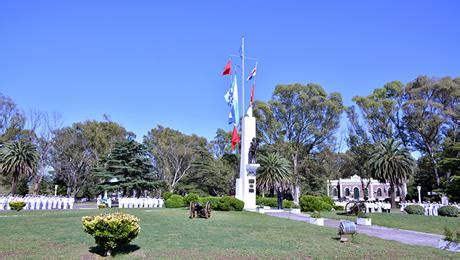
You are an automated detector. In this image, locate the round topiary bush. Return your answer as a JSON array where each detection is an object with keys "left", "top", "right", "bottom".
[
  {"left": 165, "top": 194, "right": 185, "bottom": 208},
  {"left": 9, "top": 201, "right": 26, "bottom": 211},
  {"left": 82, "top": 212, "right": 140, "bottom": 256},
  {"left": 184, "top": 193, "right": 200, "bottom": 205},
  {"left": 404, "top": 205, "right": 425, "bottom": 215},
  {"left": 438, "top": 205, "right": 459, "bottom": 217},
  {"left": 98, "top": 203, "right": 107, "bottom": 209}
]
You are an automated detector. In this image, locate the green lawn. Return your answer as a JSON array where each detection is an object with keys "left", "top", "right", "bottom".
[
  {"left": 0, "top": 208, "right": 457, "bottom": 259},
  {"left": 320, "top": 210, "right": 460, "bottom": 235}
]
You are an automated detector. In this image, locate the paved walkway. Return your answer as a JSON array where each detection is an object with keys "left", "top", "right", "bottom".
[{"left": 266, "top": 212, "right": 443, "bottom": 248}]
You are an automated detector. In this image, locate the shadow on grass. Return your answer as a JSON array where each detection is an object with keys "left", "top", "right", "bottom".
[{"left": 89, "top": 244, "right": 140, "bottom": 256}]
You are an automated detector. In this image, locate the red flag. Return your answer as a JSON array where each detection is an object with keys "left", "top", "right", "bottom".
[
  {"left": 250, "top": 84, "right": 255, "bottom": 104},
  {"left": 231, "top": 126, "right": 240, "bottom": 150},
  {"left": 222, "top": 60, "right": 231, "bottom": 75}
]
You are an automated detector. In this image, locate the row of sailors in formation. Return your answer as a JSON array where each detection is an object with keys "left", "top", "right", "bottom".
[
  {"left": 400, "top": 202, "right": 460, "bottom": 216},
  {"left": 363, "top": 201, "right": 392, "bottom": 213},
  {"left": 0, "top": 195, "right": 75, "bottom": 210},
  {"left": 97, "top": 197, "right": 164, "bottom": 208}
]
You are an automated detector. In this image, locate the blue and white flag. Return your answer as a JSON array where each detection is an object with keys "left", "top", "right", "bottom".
[
  {"left": 246, "top": 65, "right": 257, "bottom": 81},
  {"left": 224, "top": 75, "right": 239, "bottom": 125}
]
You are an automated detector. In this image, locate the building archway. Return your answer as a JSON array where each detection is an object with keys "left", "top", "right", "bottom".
[
  {"left": 353, "top": 187, "right": 360, "bottom": 200},
  {"left": 344, "top": 188, "right": 350, "bottom": 197},
  {"left": 332, "top": 188, "right": 338, "bottom": 197},
  {"left": 377, "top": 188, "right": 382, "bottom": 197}
]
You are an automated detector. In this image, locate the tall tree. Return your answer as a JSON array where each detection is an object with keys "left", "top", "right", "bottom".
[
  {"left": 403, "top": 76, "right": 460, "bottom": 185},
  {"left": 257, "top": 152, "right": 292, "bottom": 196},
  {"left": 144, "top": 126, "right": 208, "bottom": 192},
  {"left": 93, "top": 140, "right": 162, "bottom": 197},
  {"left": 367, "top": 139, "right": 416, "bottom": 208},
  {"left": 256, "top": 83, "right": 344, "bottom": 203},
  {"left": 51, "top": 127, "right": 95, "bottom": 197},
  {"left": 0, "top": 93, "right": 27, "bottom": 144},
  {"left": 352, "top": 81, "right": 408, "bottom": 145},
  {"left": 0, "top": 140, "right": 39, "bottom": 194}
]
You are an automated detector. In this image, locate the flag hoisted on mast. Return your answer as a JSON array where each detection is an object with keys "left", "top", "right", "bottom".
[{"left": 222, "top": 36, "right": 258, "bottom": 150}]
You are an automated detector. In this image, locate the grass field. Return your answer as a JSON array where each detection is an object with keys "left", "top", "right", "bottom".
[
  {"left": 0, "top": 208, "right": 458, "bottom": 259},
  {"left": 319, "top": 210, "right": 460, "bottom": 235}
]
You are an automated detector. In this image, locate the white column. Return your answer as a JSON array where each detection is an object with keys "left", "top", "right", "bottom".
[
  {"left": 339, "top": 179, "right": 343, "bottom": 199},
  {"left": 417, "top": 186, "right": 421, "bottom": 204},
  {"left": 370, "top": 181, "right": 374, "bottom": 200},
  {"left": 326, "top": 181, "right": 330, "bottom": 197}
]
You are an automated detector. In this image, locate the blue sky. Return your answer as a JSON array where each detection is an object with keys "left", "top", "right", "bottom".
[{"left": 1, "top": 1, "right": 459, "bottom": 143}]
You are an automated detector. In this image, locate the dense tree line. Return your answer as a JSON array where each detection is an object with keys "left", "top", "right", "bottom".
[{"left": 0, "top": 75, "right": 458, "bottom": 203}]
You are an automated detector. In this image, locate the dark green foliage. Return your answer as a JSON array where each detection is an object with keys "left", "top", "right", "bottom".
[
  {"left": 82, "top": 212, "right": 140, "bottom": 253},
  {"left": 257, "top": 153, "right": 291, "bottom": 193},
  {"left": 184, "top": 193, "right": 199, "bottom": 205},
  {"left": 165, "top": 194, "right": 185, "bottom": 208},
  {"left": 217, "top": 196, "right": 244, "bottom": 211},
  {"left": 334, "top": 205, "right": 344, "bottom": 211},
  {"left": 438, "top": 206, "right": 459, "bottom": 217},
  {"left": 404, "top": 205, "right": 425, "bottom": 215},
  {"left": 446, "top": 176, "right": 460, "bottom": 202},
  {"left": 299, "top": 195, "right": 333, "bottom": 212},
  {"left": 163, "top": 191, "right": 173, "bottom": 200},
  {"left": 9, "top": 201, "right": 26, "bottom": 211},
  {"left": 98, "top": 204, "right": 107, "bottom": 209},
  {"left": 93, "top": 140, "right": 162, "bottom": 197},
  {"left": 310, "top": 211, "right": 321, "bottom": 218}
]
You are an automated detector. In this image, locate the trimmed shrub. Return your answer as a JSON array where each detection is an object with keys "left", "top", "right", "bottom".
[
  {"left": 283, "top": 199, "right": 294, "bottom": 209},
  {"left": 404, "top": 205, "right": 425, "bottom": 215},
  {"left": 98, "top": 204, "right": 107, "bottom": 209},
  {"left": 165, "top": 195, "right": 185, "bottom": 208},
  {"left": 163, "top": 192, "right": 173, "bottom": 200},
  {"left": 217, "top": 196, "right": 244, "bottom": 211},
  {"left": 9, "top": 201, "right": 26, "bottom": 211},
  {"left": 438, "top": 206, "right": 459, "bottom": 217},
  {"left": 319, "top": 196, "right": 335, "bottom": 207},
  {"left": 184, "top": 193, "right": 200, "bottom": 205},
  {"left": 300, "top": 195, "right": 333, "bottom": 212},
  {"left": 310, "top": 211, "right": 321, "bottom": 218},
  {"left": 82, "top": 212, "right": 140, "bottom": 255}
]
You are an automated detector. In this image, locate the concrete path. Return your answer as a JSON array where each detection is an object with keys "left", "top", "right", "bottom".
[{"left": 266, "top": 211, "right": 443, "bottom": 248}]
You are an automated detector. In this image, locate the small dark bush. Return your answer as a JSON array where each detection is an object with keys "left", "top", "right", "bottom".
[
  {"left": 184, "top": 193, "right": 200, "bottom": 205},
  {"left": 300, "top": 195, "right": 333, "bottom": 212},
  {"left": 163, "top": 192, "right": 173, "bottom": 200},
  {"left": 438, "top": 206, "right": 459, "bottom": 217},
  {"left": 98, "top": 204, "right": 107, "bottom": 209},
  {"left": 404, "top": 205, "right": 425, "bottom": 215},
  {"left": 283, "top": 199, "right": 293, "bottom": 209},
  {"left": 9, "top": 201, "right": 26, "bottom": 211},
  {"left": 165, "top": 195, "right": 185, "bottom": 208},
  {"left": 334, "top": 205, "right": 344, "bottom": 211}
]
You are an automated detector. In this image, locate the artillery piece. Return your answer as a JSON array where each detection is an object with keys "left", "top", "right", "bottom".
[{"left": 189, "top": 201, "right": 212, "bottom": 219}]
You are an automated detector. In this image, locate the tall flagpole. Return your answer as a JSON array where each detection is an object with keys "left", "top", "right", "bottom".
[{"left": 241, "top": 36, "right": 245, "bottom": 117}]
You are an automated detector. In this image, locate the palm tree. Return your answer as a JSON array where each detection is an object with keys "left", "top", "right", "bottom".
[
  {"left": 257, "top": 152, "right": 292, "bottom": 196},
  {"left": 367, "top": 139, "right": 415, "bottom": 208},
  {"left": 0, "top": 140, "right": 39, "bottom": 194}
]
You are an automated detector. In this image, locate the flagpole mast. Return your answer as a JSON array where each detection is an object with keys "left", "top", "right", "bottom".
[{"left": 241, "top": 35, "right": 245, "bottom": 118}]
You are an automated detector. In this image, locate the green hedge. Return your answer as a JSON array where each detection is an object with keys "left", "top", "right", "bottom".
[
  {"left": 198, "top": 196, "right": 244, "bottom": 211},
  {"left": 165, "top": 194, "right": 185, "bottom": 208},
  {"left": 163, "top": 191, "right": 173, "bottom": 200},
  {"left": 438, "top": 206, "right": 459, "bottom": 217},
  {"left": 299, "top": 195, "right": 333, "bottom": 212},
  {"left": 404, "top": 205, "right": 425, "bottom": 215},
  {"left": 256, "top": 196, "right": 294, "bottom": 208}
]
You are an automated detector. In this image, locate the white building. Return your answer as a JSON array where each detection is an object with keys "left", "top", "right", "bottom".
[{"left": 327, "top": 175, "right": 405, "bottom": 201}]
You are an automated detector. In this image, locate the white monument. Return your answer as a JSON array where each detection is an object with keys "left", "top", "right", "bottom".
[{"left": 235, "top": 116, "right": 259, "bottom": 209}]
